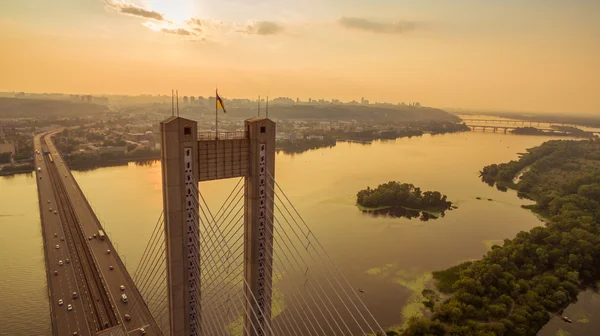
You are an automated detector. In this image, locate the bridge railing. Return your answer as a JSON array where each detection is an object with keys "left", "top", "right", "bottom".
[{"left": 198, "top": 131, "right": 247, "bottom": 140}]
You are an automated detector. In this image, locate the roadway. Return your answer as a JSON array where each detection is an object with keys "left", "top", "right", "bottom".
[
  {"left": 36, "top": 131, "right": 163, "bottom": 336},
  {"left": 35, "top": 133, "right": 93, "bottom": 336}
]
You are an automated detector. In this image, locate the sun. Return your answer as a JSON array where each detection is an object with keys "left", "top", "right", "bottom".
[{"left": 145, "top": 0, "right": 196, "bottom": 24}]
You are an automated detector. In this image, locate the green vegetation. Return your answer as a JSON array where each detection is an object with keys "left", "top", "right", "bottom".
[
  {"left": 432, "top": 262, "right": 473, "bottom": 294},
  {"left": 511, "top": 126, "right": 593, "bottom": 138},
  {"left": 276, "top": 123, "right": 470, "bottom": 154},
  {"left": 401, "top": 139, "right": 600, "bottom": 335},
  {"left": 357, "top": 182, "right": 452, "bottom": 212},
  {"left": 226, "top": 104, "right": 461, "bottom": 123},
  {"left": 0, "top": 97, "right": 108, "bottom": 118},
  {"left": 276, "top": 136, "right": 336, "bottom": 154},
  {"left": 341, "top": 129, "right": 423, "bottom": 141},
  {"left": 426, "top": 123, "right": 471, "bottom": 135},
  {"left": 65, "top": 148, "right": 160, "bottom": 169},
  {"left": 0, "top": 163, "right": 33, "bottom": 175},
  {"left": 0, "top": 152, "right": 10, "bottom": 164}
]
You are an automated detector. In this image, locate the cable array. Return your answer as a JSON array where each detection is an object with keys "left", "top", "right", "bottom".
[
  {"left": 194, "top": 178, "right": 276, "bottom": 336},
  {"left": 131, "top": 211, "right": 170, "bottom": 335},
  {"left": 132, "top": 171, "right": 384, "bottom": 336},
  {"left": 264, "top": 170, "right": 386, "bottom": 336}
]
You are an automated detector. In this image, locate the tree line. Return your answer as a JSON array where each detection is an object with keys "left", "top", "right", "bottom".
[{"left": 394, "top": 139, "right": 600, "bottom": 335}]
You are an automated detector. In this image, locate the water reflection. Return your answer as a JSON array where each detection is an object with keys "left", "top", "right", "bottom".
[
  {"left": 361, "top": 207, "right": 446, "bottom": 221},
  {"left": 133, "top": 159, "right": 159, "bottom": 167}
]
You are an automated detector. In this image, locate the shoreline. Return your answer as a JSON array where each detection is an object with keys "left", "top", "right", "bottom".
[{"left": 1, "top": 156, "right": 160, "bottom": 176}]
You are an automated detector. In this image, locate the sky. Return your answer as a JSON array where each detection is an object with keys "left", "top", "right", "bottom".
[{"left": 0, "top": 0, "right": 599, "bottom": 114}]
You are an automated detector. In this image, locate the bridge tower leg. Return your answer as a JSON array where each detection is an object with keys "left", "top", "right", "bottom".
[
  {"left": 160, "top": 117, "right": 201, "bottom": 336},
  {"left": 244, "top": 118, "right": 276, "bottom": 336}
]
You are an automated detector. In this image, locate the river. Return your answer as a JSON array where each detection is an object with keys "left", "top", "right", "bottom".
[{"left": 0, "top": 131, "right": 593, "bottom": 335}]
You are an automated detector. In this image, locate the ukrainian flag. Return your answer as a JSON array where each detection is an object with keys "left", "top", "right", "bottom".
[{"left": 216, "top": 92, "right": 226, "bottom": 113}]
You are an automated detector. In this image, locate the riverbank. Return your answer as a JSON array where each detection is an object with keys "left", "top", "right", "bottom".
[
  {"left": 401, "top": 139, "right": 600, "bottom": 335},
  {"left": 0, "top": 163, "right": 34, "bottom": 176},
  {"left": 62, "top": 147, "right": 160, "bottom": 170},
  {"left": 276, "top": 122, "right": 470, "bottom": 154}
]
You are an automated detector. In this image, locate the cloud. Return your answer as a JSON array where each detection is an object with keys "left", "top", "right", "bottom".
[
  {"left": 105, "top": 0, "right": 165, "bottom": 21},
  {"left": 339, "top": 17, "right": 418, "bottom": 34},
  {"left": 105, "top": 2, "right": 281, "bottom": 41},
  {"left": 186, "top": 18, "right": 203, "bottom": 27},
  {"left": 161, "top": 28, "right": 194, "bottom": 36},
  {"left": 242, "top": 21, "right": 284, "bottom": 35}
]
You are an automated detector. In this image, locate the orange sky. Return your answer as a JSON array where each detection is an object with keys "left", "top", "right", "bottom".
[{"left": 1, "top": 0, "right": 599, "bottom": 114}]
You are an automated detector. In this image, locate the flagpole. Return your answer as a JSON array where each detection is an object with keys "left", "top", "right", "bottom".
[
  {"left": 215, "top": 89, "right": 218, "bottom": 140},
  {"left": 258, "top": 95, "right": 260, "bottom": 117}
]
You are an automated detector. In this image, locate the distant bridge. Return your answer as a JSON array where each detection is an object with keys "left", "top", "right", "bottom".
[
  {"left": 466, "top": 124, "right": 569, "bottom": 134},
  {"left": 461, "top": 119, "right": 565, "bottom": 128}
]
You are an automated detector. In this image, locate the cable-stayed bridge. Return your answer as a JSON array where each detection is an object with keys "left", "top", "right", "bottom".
[{"left": 35, "top": 116, "right": 384, "bottom": 336}]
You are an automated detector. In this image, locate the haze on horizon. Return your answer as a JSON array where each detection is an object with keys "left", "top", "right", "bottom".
[{"left": 1, "top": 0, "right": 599, "bottom": 115}]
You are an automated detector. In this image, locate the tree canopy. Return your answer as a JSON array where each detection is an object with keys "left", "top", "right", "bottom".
[
  {"left": 402, "top": 139, "right": 600, "bottom": 335},
  {"left": 357, "top": 181, "right": 451, "bottom": 212}
]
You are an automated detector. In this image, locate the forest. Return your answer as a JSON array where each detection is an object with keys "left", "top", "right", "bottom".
[
  {"left": 276, "top": 136, "right": 337, "bottom": 154},
  {"left": 357, "top": 181, "right": 452, "bottom": 212},
  {"left": 393, "top": 139, "right": 600, "bottom": 335},
  {"left": 65, "top": 148, "right": 160, "bottom": 169}
]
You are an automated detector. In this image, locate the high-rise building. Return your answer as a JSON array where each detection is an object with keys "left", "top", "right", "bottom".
[
  {"left": 183, "top": 96, "right": 189, "bottom": 105},
  {"left": 190, "top": 96, "right": 196, "bottom": 104}
]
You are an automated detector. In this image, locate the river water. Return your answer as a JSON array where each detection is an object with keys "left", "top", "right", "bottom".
[{"left": 1, "top": 130, "right": 593, "bottom": 335}]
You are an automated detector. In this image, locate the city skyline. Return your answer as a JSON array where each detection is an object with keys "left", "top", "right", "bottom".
[{"left": 1, "top": 0, "right": 599, "bottom": 115}]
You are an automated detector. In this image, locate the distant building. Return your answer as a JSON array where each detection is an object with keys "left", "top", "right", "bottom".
[
  {"left": 208, "top": 96, "right": 216, "bottom": 108},
  {"left": 183, "top": 96, "right": 189, "bottom": 105},
  {"left": 190, "top": 96, "right": 196, "bottom": 104},
  {"left": 93, "top": 96, "right": 109, "bottom": 105}
]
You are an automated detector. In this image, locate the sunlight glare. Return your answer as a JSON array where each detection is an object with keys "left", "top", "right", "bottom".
[{"left": 145, "top": 0, "right": 196, "bottom": 24}]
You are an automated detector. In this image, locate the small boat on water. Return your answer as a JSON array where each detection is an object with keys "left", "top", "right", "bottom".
[
  {"left": 358, "top": 289, "right": 364, "bottom": 294},
  {"left": 561, "top": 316, "right": 572, "bottom": 323}
]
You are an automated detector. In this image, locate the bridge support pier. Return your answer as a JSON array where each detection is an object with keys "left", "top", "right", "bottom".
[
  {"left": 160, "top": 117, "right": 201, "bottom": 336},
  {"left": 244, "top": 118, "right": 276, "bottom": 336},
  {"left": 161, "top": 116, "right": 276, "bottom": 336}
]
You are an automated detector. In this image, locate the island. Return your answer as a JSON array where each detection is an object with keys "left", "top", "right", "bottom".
[
  {"left": 396, "top": 138, "right": 600, "bottom": 336},
  {"left": 356, "top": 182, "right": 453, "bottom": 220},
  {"left": 511, "top": 126, "right": 595, "bottom": 138}
]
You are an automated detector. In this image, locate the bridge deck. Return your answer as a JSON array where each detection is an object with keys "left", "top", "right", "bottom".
[{"left": 35, "top": 132, "right": 163, "bottom": 336}]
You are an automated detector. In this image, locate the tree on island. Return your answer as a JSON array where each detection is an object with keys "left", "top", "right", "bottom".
[{"left": 356, "top": 181, "right": 451, "bottom": 212}]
